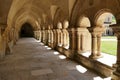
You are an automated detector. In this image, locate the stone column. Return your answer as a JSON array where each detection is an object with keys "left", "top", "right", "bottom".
[
  {"left": 69, "top": 28, "right": 77, "bottom": 51},
  {"left": 68, "top": 28, "right": 77, "bottom": 58},
  {"left": 110, "top": 25, "right": 120, "bottom": 80},
  {"left": 34, "top": 31, "right": 36, "bottom": 39},
  {"left": 0, "top": 27, "right": 5, "bottom": 59},
  {"left": 44, "top": 30, "right": 47, "bottom": 44},
  {"left": 41, "top": 30, "right": 43, "bottom": 42},
  {"left": 88, "top": 27, "right": 104, "bottom": 59},
  {"left": 39, "top": 30, "right": 42, "bottom": 42},
  {"left": 60, "top": 29, "right": 63, "bottom": 47},
  {"left": 52, "top": 29, "right": 57, "bottom": 48},
  {"left": 41, "top": 29, "right": 45, "bottom": 43},
  {"left": 56, "top": 22, "right": 63, "bottom": 47},
  {"left": 76, "top": 29, "right": 81, "bottom": 53},
  {"left": 48, "top": 30, "right": 50, "bottom": 44},
  {"left": 49, "top": 29, "right": 54, "bottom": 47},
  {"left": 47, "top": 25, "right": 51, "bottom": 45},
  {"left": 42, "top": 28, "right": 45, "bottom": 43},
  {"left": 97, "top": 34, "right": 102, "bottom": 56},
  {"left": 117, "top": 37, "right": 120, "bottom": 68},
  {"left": 81, "top": 34, "right": 85, "bottom": 51},
  {"left": 89, "top": 33, "right": 97, "bottom": 58},
  {"left": 36, "top": 31, "right": 38, "bottom": 40},
  {"left": 62, "top": 28, "right": 69, "bottom": 49},
  {"left": 62, "top": 20, "right": 69, "bottom": 49}
]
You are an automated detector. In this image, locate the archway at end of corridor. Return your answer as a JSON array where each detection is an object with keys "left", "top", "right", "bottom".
[{"left": 20, "top": 23, "right": 34, "bottom": 38}]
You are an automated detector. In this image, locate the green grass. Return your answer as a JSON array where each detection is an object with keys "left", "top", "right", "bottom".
[
  {"left": 102, "top": 36, "right": 116, "bottom": 39},
  {"left": 101, "top": 41, "right": 117, "bottom": 55}
]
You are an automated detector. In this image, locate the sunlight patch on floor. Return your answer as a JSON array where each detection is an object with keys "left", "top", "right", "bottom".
[
  {"left": 40, "top": 43, "right": 44, "bottom": 45},
  {"left": 93, "top": 76, "right": 111, "bottom": 80},
  {"left": 53, "top": 51, "right": 60, "bottom": 55},
  {"left": 47, "top": 47, "right": 52, "bottom": 50},
  {"left": 76, "top": 65, "right": 87, "bottom": 73},
  {"left": 36, "top": 40, "right": 41, "bottom": 42},
  {"left": 59, "top": 55, "right": 66, "bottom": 59},
  {"left": 45, "top": 46, "right": 48, "bottom": 48}
]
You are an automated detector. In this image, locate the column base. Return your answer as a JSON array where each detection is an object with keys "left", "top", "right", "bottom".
[
  {"left": 113, "top": 64, "right": 118, "bottom": 69},
  {"left": 43, "top": 40, "right": 47, "bottom": 45},
  {"left": 57, "top": 46, "right": 63, "bottom": 53},
  {"left": 112, "top": 71, "right": 120, "bottom": 80},
  {"left": 63, "top": 49, "right": 75, "bottom": 59},
  {"left": 48, "top": 42, "right": 51, "bottom": 47},
  {"left": 89, "top": 54, "right": 103, "bottom": 59},
  {"left": 0, "top": 51, "right": 5, "bottom": 60},
  {"left": 77, "top": 50, "right": 81, "bottom": 54},
  {"left": 50, "top": 43, "right": 54, "bottom": 49}
]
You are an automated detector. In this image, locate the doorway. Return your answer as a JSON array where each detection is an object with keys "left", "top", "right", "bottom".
[{"left": 20, "top": 23, "right": 34, "bottom": 37}]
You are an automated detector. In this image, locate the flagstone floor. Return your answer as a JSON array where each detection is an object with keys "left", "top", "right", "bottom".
[{"left": 0, "top": 38, "right": 111, "bottom": 80}]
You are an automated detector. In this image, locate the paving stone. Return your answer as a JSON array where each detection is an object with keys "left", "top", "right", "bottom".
[
  {"left": 31, "top": 69, "right": 53, "bottom": 76},
  {"left": 66, "top": 66, "right": 76, "bottom": 70}
]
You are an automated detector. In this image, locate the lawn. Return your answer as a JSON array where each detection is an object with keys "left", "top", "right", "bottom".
[
  {"left": 101, "top": 37, "right": 117, "bottom": 55},
  {"left": 102, "top": 36, "right": 117, "bottom": 39}
]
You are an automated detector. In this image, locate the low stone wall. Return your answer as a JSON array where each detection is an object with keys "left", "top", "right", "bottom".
[
  {"left": 75, "top": 54, "right": 114, "bottom": 77},
  {"left": 112, "top": 72, "right": 120, "bottom": 80}
]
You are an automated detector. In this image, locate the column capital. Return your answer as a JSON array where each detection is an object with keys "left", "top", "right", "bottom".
[
  {"left": 87, "top": 27, "right": 104, "bottom": 32},
  {"left": 0, "top": 23, "right": 7, "bottom": 35},
  {"left": 110, "top": 24, "right": 120, "bottom": 32},
  {"left": 110, "top": 25, "right": 120, "bottom": 39}
]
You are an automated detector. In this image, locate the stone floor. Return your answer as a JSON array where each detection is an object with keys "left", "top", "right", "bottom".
[{"left": 0, "top": 38, "right": 111, "bottom": 80}]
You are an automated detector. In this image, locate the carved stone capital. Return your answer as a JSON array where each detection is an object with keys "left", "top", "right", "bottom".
[
  {"left": 88, "top": 27, "right": 104, "bottom": 36},
  {"left": 110, "top": 25, "right": 120, "bottom": 39}
]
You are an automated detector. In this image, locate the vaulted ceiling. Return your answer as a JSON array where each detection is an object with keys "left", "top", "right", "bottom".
[
  {"left": 0, "top": 0, "right": 76, "bottom": 30},
  {"left": 1, "top": 0, "right": 119, "bottom": 30}
]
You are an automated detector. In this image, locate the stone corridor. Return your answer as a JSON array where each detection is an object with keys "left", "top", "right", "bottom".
[{"left": 0, "top": 38, "right": 110, "bottom": 80}]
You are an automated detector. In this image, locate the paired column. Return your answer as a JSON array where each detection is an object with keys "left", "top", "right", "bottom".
[
  {"left": 38, "top": 30, "right": 42, "bottom": 42},
  {"left": 44, "top": 29, "right": 48, "bottom": 44},
  {"left": 62, "top": 29, "right": 69, "bottom": 49},
  {"left": 62, "top": 20, "right": 69, "bottom": 49},
  {"left": 76, "top": 28, "right": 81, "bottom": 53},
  {"left": 53, "top": 29, "right": 57, "bottom": 48},
  {"left": 49, "top": 29, "right": 54, "bottom": 47},
  {"left": 116, "top": 36, "right": 120, "bottom": 72},
  {"left": 69, "top": 28, "right": 77, "bottom": 54},
  {"left": 56, "top": 22, "right": 63, "bottom": 47},
  {"left": 88, "top": 27, "right": 104, "bottom": 59}
]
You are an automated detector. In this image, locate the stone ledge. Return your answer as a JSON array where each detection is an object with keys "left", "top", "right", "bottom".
[
  {"left": 112, "top": 72, "right": 120, "bottom": 80},
  {"left": 75, "top": 53, "right": 114, "bottom": 77}
]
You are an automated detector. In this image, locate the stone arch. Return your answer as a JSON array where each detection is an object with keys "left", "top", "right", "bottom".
[
  {"left": 8, "top": 4, "right": 43, "bottom": 28},
  {"left": 15, "top": 15, "right": 38, "bottom": 31},
  {"left": 94, "top": 9, "right": 117, "bottom": 27},
  {"left": 20, "top": 23, "right": 34, "bottom": 37},
  {"left": 77, "top": 15, "right": 91, "bottom": 27},
  {"left": 88, "top": 9, "right": 117, "bottom": 60},
  {"left": 13, "top": 15, "right": 39, "bottom": 39},
  {"left": 53, "top": 8, "right": 65, "bottom": 28}
]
